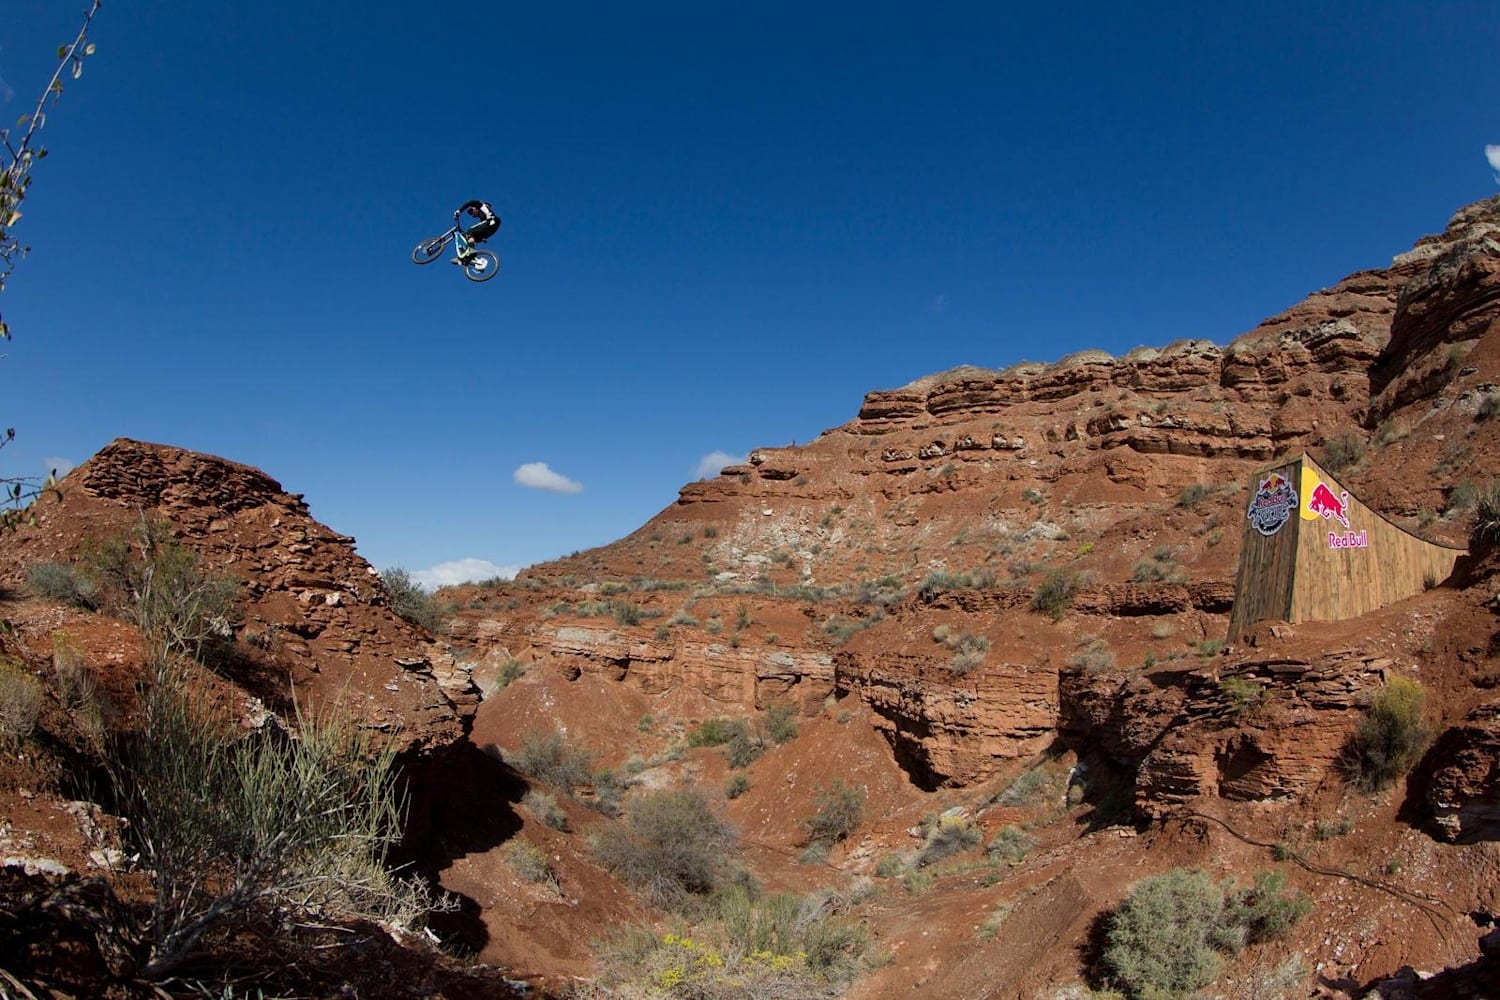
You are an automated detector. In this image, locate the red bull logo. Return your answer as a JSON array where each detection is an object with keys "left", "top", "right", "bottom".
[{"left": 1307, "top": 482, "right": 1351, "bottom": 529}]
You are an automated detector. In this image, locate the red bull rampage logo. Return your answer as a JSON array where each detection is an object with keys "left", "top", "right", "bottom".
[{"left": 1248, "top": 473, "right": 1297, "bottom": 536}]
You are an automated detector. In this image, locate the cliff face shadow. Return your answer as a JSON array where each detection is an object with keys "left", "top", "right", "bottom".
[{"left": 393, "top": 740, "right": 527, "bottom": 956}]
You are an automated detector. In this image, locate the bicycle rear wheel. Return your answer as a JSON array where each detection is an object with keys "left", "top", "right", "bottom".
[{"left": 463, "top": 250, "right": 500, "bottom": 283}]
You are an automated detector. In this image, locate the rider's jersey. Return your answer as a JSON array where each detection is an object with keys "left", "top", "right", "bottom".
[{"left": 459, "top": 200, "right": 498, "bottom": 226}]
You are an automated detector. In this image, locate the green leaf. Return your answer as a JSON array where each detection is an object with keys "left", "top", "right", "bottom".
[
  {"left": 15, "top": 115, "right": 28, "bottom": 127},
  {"left": 57, "top": 45, "right": 68, "bottom": 59}
]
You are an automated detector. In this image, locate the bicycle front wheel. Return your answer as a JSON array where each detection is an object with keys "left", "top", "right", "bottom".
[
  {"left": 411, "top": 235, "right": 448, "bottom": 265},
  {"left": 464, "top": 250, "right": 500, "bottom": 283}
]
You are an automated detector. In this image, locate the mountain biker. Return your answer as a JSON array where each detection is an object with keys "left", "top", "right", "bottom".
[{"left": 453, "top": 199, "right": 500, "bottom": 262}]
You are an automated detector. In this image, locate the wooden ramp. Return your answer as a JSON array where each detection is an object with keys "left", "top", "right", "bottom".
[{"left": 1228, "top": 453, "right": 1467, "bottom": 640}]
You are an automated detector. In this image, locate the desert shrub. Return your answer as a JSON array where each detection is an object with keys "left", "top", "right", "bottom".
[
  {"left": 1068, "top": 638, "right": 1116, "bottom": 674},
  {"left": 725, "top": 723, "right": 767, "bottom": 769},
  {"left": 51, "top": 638, "right": 109, "bottom": 748},
  {"left": 668, "top": 609, "right": 700, "bottom": 627},
  {"left": 610, "top": 599, "right": 643, "bottom": 626},
  {"left": 1313, "top": 817, "right": 1354, "bottom": 841},
  {"left": 1219, "top": 676, "right": 1266, "bottom": 715},
  {"left": 725, "top": 773, "right": 750, "bottom": 799},
  {"left": 595, "top": 888, "right": 868, "bottom": 997},
  {"left": 0, "top": 660, "right": 42, "bottom": 746},
  {"left": 381, "top": 567, "right": 446, "bottom": 632},
  {"left": 919, "top": 568, "right": 995, "bottom": 601},
  {"left": 997, "top": 765, "right": 1058, "bottom": 806},
  {"left": 1445, "top": 479, "right": 1480, "bottom": 516},
  {"left": 1472, "top": 481, "right": 1500, "bottom": 547},
  {"left": 915, "top": 815, "right": 981, "bottom": 868},
  {"left": 987, "top": 824, "right": 1035, "bottom": 864},
  {"left": 26, "top": 561, "right": 97, "bottom": 608},
  {"left": 763, "top": 703, "right": 798, "bottom": 744},
  {"left": 688, "top": 716, "right": 740, "bottom": 748},
  {"left": 1197, "top": 638, "right": 1226, "bottom": 658},
  {"left": 1103, "top": 869, "right": 1226, "bottom": 998},
  {"left": 1031, "top": 569, "right": 1077, "bottom": 620},
  {"left": 1347, "top": 677, "right": 1430, "bottom": 791},
  {"left": 1103, "top": 868, "right": 1309, "bottom": 999},
  {"left": 1176, "top": 484, "right": 1211, "bottom": 509},
  {"left": 496, "top": 657, "right": 527, "bottom": 689},
  {"left": 856, "top": 575, "right": 906, "bottom": 606},
  {"left": 505, "top": 840, "right": 560, "bottom": 889},
  {"left": 510, "top": 729, "right": 597, "bottom": 796},
  {"left": 112, "top": 678, "right": 437, "bottom": 979},
  {"left": 804, "top": 779, "right": 865, "bottom": 846},
  {"left": 874, "top": 853, "right": 907, "bottom": 878},
  {"left": 1319, "top": 431, "right": 1365, "bottom": 473},
  {"left": 950, "top": 632, "right": 990, "bottom": 674},
  {"left": 1131, "top": 546, "right": 1187, "bottom": 584},
  {"left": 1477, "top": 388, "right": 1500, "bottom": 421},
  {"left": 523, "top": 789, "right": 569, "bottom": 831},
  {"left": 593, "top": 785, "right": 738, "bottom": 908},
  {"left": 81, "top": 521, "right": 241, "bottom": 664},
  {"left": 1374, "top": 417, "right": 1409, "bottom": 447},
  {"left": 1223, "top": 870, "right": 1312, "bottom": 949}
]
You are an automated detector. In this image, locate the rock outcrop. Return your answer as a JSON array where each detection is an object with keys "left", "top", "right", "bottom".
[{"left": 3, "top": 438, "right": 478, "bottom": 753}]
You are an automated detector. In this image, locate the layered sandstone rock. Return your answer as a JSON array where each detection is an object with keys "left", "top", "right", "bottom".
[{"left": 3, "top": 438, "right": 477, "bottom": 753}]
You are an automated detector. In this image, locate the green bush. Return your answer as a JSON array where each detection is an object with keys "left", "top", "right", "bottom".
[
  {"left": 1348, "top": 677, "right": 1430, "bottom": 791},
  {"left": 523, "top": 789, "right": 569, "bottom": 831},
  {"left": 595, "top": 888, "right": 868, "bottom": 997},
  {"left": 112, "top": 679, "right": 436, "bottom": 979},
  {"left": 725, "top": 723, "right": 767, "bottom": 769},
  {"left": 1067, "top": 638, "right": 1116, "bottom": 674},
  {"left": 381, "top": 567, "right": 446, "bottom": 632},
  {"left": 987, "top": 824, "right": 1035, "bottom": 864},
  {"left": 1473, "top": 481, "right": 1500, "bottom": 546},
  {"left": 592, "top": 785, "right": 739, "bottom": 908},
  {"left": 688, "top": 716, "right": 740, "bottom": 748},
  {"left": 1319, "top": 431, "right": 1365, "bottom": 473},
  {"left": 1219, "top": 676, "right": 1266, "bottom": 715},
  {"left": 763, "top": 703, "right": 798, "bottom": 744},
  {"left": 0, "top": 660, "right": 42, "bottom": 746},
  {"left": 26, "top": 561, "right": 97, "bottom": 608},
  {"left": 496, "top": 657, "right": 527, "bottom": 689},
  {"left": 79, "top": 522, "right": 241, "bottom": 664},
  {"left": 505, "top": 840, "right": 560, "bottom": 889},
  {"left": 1131, "top": 546, "right": 1187, "bottom": 584},
  {"left": 1176, "top": 484, "right": 1212, "bottom": 509},
  {"left": 915, "top": 816, "right": 981, "bottom": 868},
  {"left": 950, "top": 633, "right": 990, "bottom": 675},
  {"left": 1223, "top": 870, "right": 1312, "bottom": 949},
  {"left": 1031, "top": 569, "right": 1077, "bottom": 620},
  {"left": 804, "top": 779, "right": 865, "bottom": 846},
  {"left": 1103, "top": 869, "right": 1226, "bottom": 998},
  {"left": 1103, "top": 868, "right": 1309, "bottom": 999},
  {"left": 510, "top": 729, "right": 597, "bottom": 796},
  {"left": 725, "top": 773, "right": 750, "bottom": 799}
]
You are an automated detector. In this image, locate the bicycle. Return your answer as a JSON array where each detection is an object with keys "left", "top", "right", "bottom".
[{"left": 411, "top": 225, "right": 500, "bottom": 283}]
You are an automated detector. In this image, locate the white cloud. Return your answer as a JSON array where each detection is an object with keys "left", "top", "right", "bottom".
[
  {"left": 412, "top": 558, "right": 519, "bottom": 590},
  {"left": 43, "top": 456, "right": 74, "bottom": 480},
  {"left": 695, "top": 450, "right": 748, "bottom": 480},
  {"left": 1487, "top": 144, "right": 1500, "bottom": 183},
  {"left": 514, "top": 461, "right": 583, "bottom": 494}
]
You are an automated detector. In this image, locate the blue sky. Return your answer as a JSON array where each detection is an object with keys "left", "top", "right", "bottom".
[{"left": 3, "top": 2, "right": 1498, "bottom": 587}]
